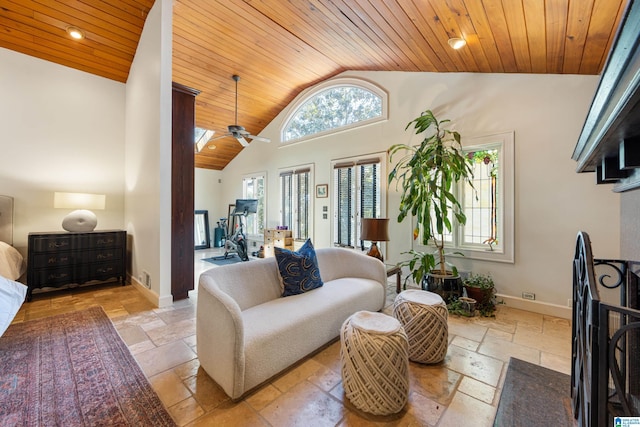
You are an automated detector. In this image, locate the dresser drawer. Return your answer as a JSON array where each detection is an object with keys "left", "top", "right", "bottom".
[
  {"left": 264, "top": 229, "right": 290, "bottom": 240},
  {"left": 30, "top": 235, "right": 76, "bottom": 253},
  {"left": 85, "top": 262, "right": 123, "bottom": 280},
  {"left": 84, "top": 248, "right": 123, "bottom": 263},
  {"left": 30, "top": 268, "right": 74, "bottom": 287},
  {"left": 88, "top": 232, "right": 124, "bottom": 248},
  {"left": 31, "top": 233, "right": 124, "bottom": 252},
  {"left": 31, "top": 252, "right": 77, "bottom": 268}
]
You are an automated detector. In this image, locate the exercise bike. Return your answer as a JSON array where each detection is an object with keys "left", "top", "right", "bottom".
[{"left": 220, "top": 199, "right": 257, "bottom": 262}]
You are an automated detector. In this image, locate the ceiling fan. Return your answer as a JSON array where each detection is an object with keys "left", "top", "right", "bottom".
[{"left": 211, "top": 75, "right": 271, "bottom": 147}]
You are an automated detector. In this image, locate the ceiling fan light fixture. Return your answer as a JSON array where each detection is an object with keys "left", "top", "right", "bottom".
[
  {"left": 448, "top": 37, "right": 466, "bottom": 49},
  {"left": 66, "top": 26, "right": 85, "bottom": 40},
  {"left": 208, "top": 74, "right": 271, "bottom": 146}
]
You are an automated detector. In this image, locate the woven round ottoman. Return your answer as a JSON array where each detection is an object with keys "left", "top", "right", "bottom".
[
  {"left": 339, "top": 311, "right": 409, "bottom": 415},
  {"left": 393, "top": 289, "right": 448, "bottom": 364}
]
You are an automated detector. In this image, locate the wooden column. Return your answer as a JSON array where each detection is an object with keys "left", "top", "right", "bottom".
[{"left": 172, "top": 82, "right": 199, "bottom": 301}]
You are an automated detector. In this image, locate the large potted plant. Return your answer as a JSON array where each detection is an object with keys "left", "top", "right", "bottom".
[{"left": 389, "top": 109, "right": 474, "bottom": 301}]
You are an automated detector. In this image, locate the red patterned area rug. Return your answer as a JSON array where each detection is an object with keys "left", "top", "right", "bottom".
[{"left": 0, "top": 306, "right": 176, "bottom": 426}]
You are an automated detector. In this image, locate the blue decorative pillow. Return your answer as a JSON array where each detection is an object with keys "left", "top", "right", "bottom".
[{"left": 275, "top": 239, "right": 323, "bottom": 297}]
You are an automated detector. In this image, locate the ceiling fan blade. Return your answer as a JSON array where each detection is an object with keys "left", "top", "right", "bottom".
[
  {"left": 236, "top": 136, "right": 250, "bottom": 147},
  {"left": 248, "top": 135, "right": 271, "bottom": 143},
  {"left": 210, "top": 133, "right": 232, "bottom": 141}
]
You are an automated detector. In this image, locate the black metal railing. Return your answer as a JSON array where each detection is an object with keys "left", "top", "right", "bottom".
[{"left": 572, "top": 231, "right": 640, "bottom": 426}]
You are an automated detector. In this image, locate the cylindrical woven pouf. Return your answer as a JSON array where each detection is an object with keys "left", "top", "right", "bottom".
[
  {"left": 340, "top": 311, "right": 409, "bottom": 415},
  {"left": 393, "top": 289, "right": 448, "bottom": 364}
]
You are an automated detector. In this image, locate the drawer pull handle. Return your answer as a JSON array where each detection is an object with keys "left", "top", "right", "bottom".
[{"left": 96, "top": 239, "right": 115, "bottom": 245}]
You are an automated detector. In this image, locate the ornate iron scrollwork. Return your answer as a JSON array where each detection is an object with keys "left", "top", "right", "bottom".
[
  {"left": 594, "top": 259, "right": 627, "bottom": 289},
  {"left": 572, "top": 232, "right": 640, "bottom": 426}
]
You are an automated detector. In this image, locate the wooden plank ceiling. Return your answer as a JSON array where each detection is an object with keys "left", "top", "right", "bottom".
[{"left": 0, "top": 0, "right": 629, "bottom": 170}]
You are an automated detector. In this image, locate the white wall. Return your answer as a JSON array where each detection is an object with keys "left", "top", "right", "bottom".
[
  {"left": 221, "top": 71, "right": 621, "bottom": 308},
  {"left": 195, "top": 168, "right": 225, "bottom": 243},
  {"left": 2, "top": 35, "right": 620, "bottom": 311},
  {"left": 0, "top": 48, "right": 126, "bottom": 257},
  {"left": 621, "top": 188, "right": 640, "bottom": 261},
  {"left": 124, "top": 0, "right": 173, "bottom": 306},
  {"left": 0, "top": 0, "right": 175, "bottom": 306}
]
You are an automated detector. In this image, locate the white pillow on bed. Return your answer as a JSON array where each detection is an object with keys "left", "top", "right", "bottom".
[
  {"left": 0, "top": 241, "right": 26, "bottom": 280},
  {"left": 0, "top": 275, "right": 27, "bottom": 337}
]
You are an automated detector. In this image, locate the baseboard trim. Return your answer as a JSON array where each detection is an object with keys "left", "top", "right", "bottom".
[
  {"left": 158, "top": 294, "right": 174, "bottom": 308},
  {"left": 129, "top": 275, "right": 173, "bottom": 308},
  {"left": 496, "top": 294, "right": 572, "bottom": 319}
]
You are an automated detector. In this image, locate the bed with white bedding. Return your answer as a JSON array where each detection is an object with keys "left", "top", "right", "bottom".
[
  {"left": 0, "top": 195, "right": 27, "bottom": 336},
  {"left": 0, "top": 240, "right": 25, "bottom": 281}
]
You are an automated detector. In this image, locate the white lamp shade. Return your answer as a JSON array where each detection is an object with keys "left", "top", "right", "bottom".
[
  {"left": 54, "top": 192, "right": 105, "bottom": 232},
  {"left": 54, "top": 192, "right": 105, "bottom": 210}
]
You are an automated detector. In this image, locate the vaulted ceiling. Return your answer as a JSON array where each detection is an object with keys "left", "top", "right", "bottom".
[{"left": 0, "top": 0, "right": 629, "bottom": 169}]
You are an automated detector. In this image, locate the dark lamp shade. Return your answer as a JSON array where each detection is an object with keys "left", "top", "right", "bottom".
[{"left": 360, "top": 218, "right": 390, "bottom": 242}]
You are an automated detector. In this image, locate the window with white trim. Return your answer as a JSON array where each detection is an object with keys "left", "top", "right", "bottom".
[
  {"left": 414, "top": 132, "right": 514, "bottom": 263},
  {"left": 280, "top": 165, "right": 313, "bottom": 241},
  {"left": 281, "top": 78, "right": 388, "bottom": 144},
  {"left": 333, "top": 154, "right": 386, "bottom": 248},
  {"left": 463, "top": 148, "right": 500, "bottom": 248},
  {"left": 242, "top": 172, "right": 266, "bottom": 237}
]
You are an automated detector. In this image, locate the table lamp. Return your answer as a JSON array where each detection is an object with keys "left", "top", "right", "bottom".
[
  {"left": 54, "top": 192, "right": 106, "bottom": 232},
  {"left": 360, "top": 218, "right": 390, "bottom": 262}
]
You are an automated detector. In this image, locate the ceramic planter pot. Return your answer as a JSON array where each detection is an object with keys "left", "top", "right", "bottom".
[
  {"left": 464, "top": 285, "right": 493, "bottom": 305},
  {"left": 422, "top": 270, "right": 462, "bottom": 302},
  {"left": 458, "top": 297, "right": 477, "bottom": 316}
]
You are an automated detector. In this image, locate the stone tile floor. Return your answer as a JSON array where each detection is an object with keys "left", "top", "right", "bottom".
[{"left": 13, "top": 251, "right": 573, "bottom": 426}]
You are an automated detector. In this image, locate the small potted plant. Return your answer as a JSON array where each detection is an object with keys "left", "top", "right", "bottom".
[
  {"left": 447, "top": 296, "right": 477, "bottom": 317},
  {"left": 463, "top": 273, "right": 497, "bottom": 317}
]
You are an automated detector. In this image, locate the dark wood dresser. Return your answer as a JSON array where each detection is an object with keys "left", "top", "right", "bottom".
[{"left": 26, "top": 230, "right": 126, "bottom": 301}]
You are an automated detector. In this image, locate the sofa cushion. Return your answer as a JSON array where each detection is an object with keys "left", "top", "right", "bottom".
[{"left": 275, "top": 239, "right": 323, "bottom": 297}]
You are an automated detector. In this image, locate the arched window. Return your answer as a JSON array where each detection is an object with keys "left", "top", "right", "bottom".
[{"left": 281, "top": 78, "right": 387, "bottom": 144}]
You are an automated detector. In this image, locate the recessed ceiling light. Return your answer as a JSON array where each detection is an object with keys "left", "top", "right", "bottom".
[
  {"left": 448, "top": 37, "right": 466, "bottom": 50},
  {"left": 208, "top": 145, "right": 216, "bottom": 150},
  {"left": 66, "top": 26, "right": 85, "bottom": 40}
]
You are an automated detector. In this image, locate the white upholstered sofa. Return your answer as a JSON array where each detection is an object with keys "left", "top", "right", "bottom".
[{"left": 196, "top": 247, "right": 387, "bottom": 399}]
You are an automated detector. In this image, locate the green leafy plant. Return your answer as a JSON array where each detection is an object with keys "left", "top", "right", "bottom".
[
  {"left": 463, "top": 273, "right": 495, "bottom": 289},
  {"left": 389, "top": 109, "right": 474, "bottom": 285},
  {"left": 447, "top": 297, "right": 477, "bottom": 317},
  {"left": 463, "top": 273, "right": 497, "bottom": 317}
]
